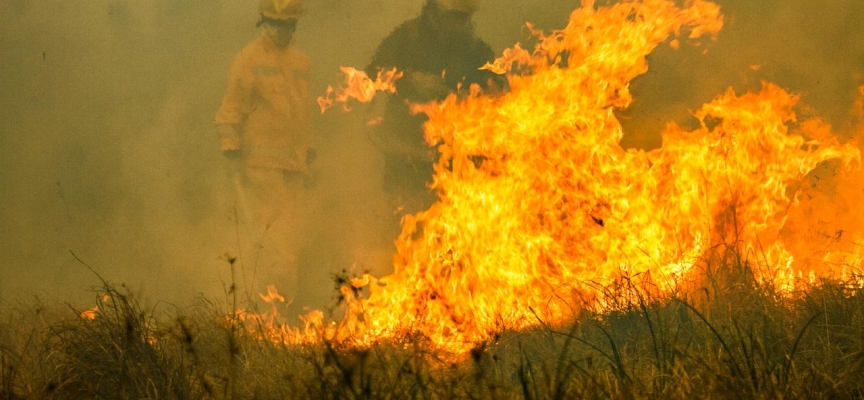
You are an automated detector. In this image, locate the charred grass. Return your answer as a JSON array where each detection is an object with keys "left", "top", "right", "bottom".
[{"left": 2, "top": 255, "right": 864, "bottom": 399}]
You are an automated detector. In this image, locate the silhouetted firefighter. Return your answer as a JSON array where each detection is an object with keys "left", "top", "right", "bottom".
[{"left": 366, "top": 0, "right": 504, "bottom": 220}]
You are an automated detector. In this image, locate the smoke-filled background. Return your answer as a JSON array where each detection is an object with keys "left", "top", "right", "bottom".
[{"left": 1, "top": 0, "right": 862, "bottom": 314}]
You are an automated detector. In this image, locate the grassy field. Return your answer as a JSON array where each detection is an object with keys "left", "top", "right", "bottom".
[{"left": 2, "top": 253, "right": 863, "bottom": 400}]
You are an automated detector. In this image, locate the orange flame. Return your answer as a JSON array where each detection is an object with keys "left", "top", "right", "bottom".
[
  {"left": 80, "top": 307, "right": 99, "bottom": 321},
  {"left": 270, "top": 0, "right": 861, "bottom": 354},
  {"left": 79, "top": 293, "right": 111, "bottom": 321},
  {"left": 317, "top": 67, "right": 403, "bottom": 113}
]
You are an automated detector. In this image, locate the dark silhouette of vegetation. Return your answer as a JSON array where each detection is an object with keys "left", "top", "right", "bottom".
[{"left": 1, "top": 248, "right": 863, "bottom": 399}]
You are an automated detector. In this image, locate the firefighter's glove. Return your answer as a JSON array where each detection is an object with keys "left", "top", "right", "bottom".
[
  {"left": 305, "top": 148, "right": 318, "bottom": 166},
  {"left": 218, "top": 124, "right": 241, "bottom": 151},
  {"left": 223, "top": 149, "right": 242, "bottom": 160}
]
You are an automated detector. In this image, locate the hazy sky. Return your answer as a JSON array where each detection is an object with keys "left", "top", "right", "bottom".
[{"left": 1, "top": 0, "right": 862, "bottom": 314}]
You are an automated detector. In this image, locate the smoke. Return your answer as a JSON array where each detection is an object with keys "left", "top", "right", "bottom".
[
  {"left": 0, "top": 0, "right": 255, "bottom": 307},
  {"left": 1, "top": 0, "right": 862, "bottom": 313},
  {"left": 615, "top": 0, "right": 864, "bottom": 149}
]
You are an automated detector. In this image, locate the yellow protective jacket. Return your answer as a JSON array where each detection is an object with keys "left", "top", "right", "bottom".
[{"left": 215, "top": 34, "right": 313, "bottom": 171}]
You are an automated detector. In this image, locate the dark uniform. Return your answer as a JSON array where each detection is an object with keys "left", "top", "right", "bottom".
[{"left": 366, "top": 0, "right": 502, "bottom": 217}]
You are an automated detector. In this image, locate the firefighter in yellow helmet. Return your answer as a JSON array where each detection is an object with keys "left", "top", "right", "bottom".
[{"left": 214, "top": 0, "right": 315, "bottom": 295}]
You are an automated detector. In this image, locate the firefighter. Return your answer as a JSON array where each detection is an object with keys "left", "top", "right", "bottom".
[
  {"left": 214, "top": 0, "right": 315, "bottom": 295},
  {"left": 366, "top": 0, "right": 502, "bottom": 224}
]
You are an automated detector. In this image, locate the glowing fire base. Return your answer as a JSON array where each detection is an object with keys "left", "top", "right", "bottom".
[{"left": 286, "top": 0, "right": 861, "bottom": 354}]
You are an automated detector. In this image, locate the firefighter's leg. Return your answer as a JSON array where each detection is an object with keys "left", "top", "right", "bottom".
[{"left": 244, "top": 167, "right": 305, "bottom": 299}]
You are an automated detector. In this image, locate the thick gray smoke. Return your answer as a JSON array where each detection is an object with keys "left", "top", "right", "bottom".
[{"left": 1, "top": 0, "right": 862, "bottom": 315}]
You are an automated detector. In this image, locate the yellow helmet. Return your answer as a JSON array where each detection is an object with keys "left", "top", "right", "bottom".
[
  {"left": 436, "top": 0, "right": 480, "bottom": 13},
  {"left": 260, "top": 0, "right": 303, "bottom": 20}
]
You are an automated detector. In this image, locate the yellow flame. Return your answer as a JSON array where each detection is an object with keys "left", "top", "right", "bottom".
[
  {"left": 266, "top": 0, "right": 863, "bottom": 354},
  {"left": 317, "top": 67, "right": 403, "bottom": 113}
]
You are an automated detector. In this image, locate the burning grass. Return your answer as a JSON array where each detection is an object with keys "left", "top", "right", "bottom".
[
  {"left": 1, "top": 253, "right": 864, "bottom": 399},
  {"left": 4, "top": 0, "right": 864, "bottom": 398},
  {"left": 312, "top": 0, "right": 863, "bottom": 355}
]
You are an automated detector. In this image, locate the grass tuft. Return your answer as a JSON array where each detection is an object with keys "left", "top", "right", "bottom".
[{"left": 2, "top": 250, "right": 864, "bottom": 399}]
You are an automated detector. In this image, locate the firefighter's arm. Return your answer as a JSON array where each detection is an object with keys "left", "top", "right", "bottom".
[
  {"left": 215, "top": 55, "right": 253, "bottom": 154},
  {"left": 218, "top": 124, "right": 241, "bottom": 153}
]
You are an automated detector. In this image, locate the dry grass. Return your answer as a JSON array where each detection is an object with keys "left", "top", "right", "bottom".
[{"left": 2, "top": 252, "right": 864, "bottom": 399}]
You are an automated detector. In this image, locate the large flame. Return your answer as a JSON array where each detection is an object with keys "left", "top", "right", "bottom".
[{"left": 280, "top": 0, "right": 861, "bottom": 354}]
